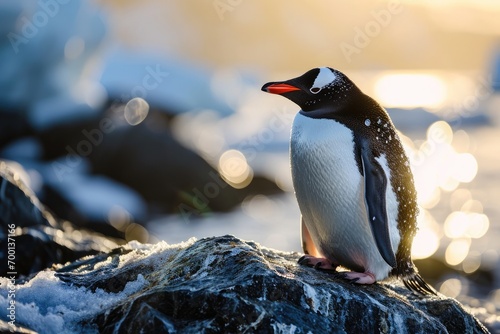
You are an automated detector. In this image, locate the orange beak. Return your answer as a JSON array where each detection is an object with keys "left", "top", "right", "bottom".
[{"left": 262, "top": 83, "right": 301, "bottom": 95}]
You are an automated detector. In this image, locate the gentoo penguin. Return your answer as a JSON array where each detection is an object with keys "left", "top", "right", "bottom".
[{"left": 262, "top": 67, "right": 435, "bottom": 295}]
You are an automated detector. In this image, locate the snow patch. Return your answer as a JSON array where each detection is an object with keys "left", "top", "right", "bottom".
[
  {"left": 0, "top": 238, "right": 199, "bottom": 333},
  {"left": 302, "top": 283, "right": 319, "bottom": 312},
  {"left": 272, "top": 322, "right": 298, "bottom": 334},
  {"left": 0, "top": 271, "right": 147, "bottom": 334}
]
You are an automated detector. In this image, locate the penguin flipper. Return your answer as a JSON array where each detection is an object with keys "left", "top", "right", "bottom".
[{"left": 360, "top": 141, "right": 397, "bottom": 268}]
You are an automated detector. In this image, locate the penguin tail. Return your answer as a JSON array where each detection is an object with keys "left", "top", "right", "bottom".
[{"left": 402, "top": 272, "right": 437, "bottom": 296}]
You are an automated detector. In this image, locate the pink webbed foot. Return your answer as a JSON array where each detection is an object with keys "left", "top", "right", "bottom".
[
  {"left": 340, "top": 271, "right": 376, "bottom": 285},
  {"left": 298, "top": 255, "right": 338, "bottom": 271}
]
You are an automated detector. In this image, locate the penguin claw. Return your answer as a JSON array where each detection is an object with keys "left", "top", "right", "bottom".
[
  {"left": 297, "top": 255, "right": 337, "bottom": 271},
  {"left": 339, "top": 271, "right": 376, "bottom": 285},
  {"left": 336, "top": 272, "right": 348, "bottom": 280},
  {"left": 298, "top": 255, "right": 310, "bottom": 265},
  {"left": 313, "top": 262, "right": 323, "bottom": 269},
  {"left": 347, "top": 277, "right": 360, "bottom": 284}
]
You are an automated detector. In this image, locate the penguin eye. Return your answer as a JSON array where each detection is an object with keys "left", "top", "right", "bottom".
[{"left": 310, "top": 87, "right": 321, "bottom": 94}]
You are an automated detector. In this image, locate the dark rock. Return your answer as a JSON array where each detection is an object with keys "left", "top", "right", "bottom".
[
  {"left": 34, "top": 110, "right": 281, "bottom": 223},
  {"left": 8, "top": 235, "right": 489, "bottom": 333},
  {"left": 86, "top": 115, "right": 282, "bottom": 215},
  {"left": 0, "top": 162, "right": 119, "bottom": 277},
  {"left": 0, "top": 111, "right": 34, "bottom": 149}
]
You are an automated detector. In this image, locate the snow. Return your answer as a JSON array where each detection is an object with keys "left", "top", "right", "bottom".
[
  {"left": 0, "top": 271, "right": 147, "bottom": 334},
  {"left": 0, "top": 239, "right": 196, "bottom": 333},
  {"left": 302, "top": 283, "right": 319, "bottom": 312},
  {"left": 272, "top": 322, "right": 298, "bottom": 334}
]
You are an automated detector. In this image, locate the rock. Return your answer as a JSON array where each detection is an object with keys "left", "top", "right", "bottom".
[
  {"left": 85, "top": 116, "right": 282, "bottom": 215},
  {"left": 3, "top": 235, "right": 491, "bottom": 333},
  {"left": 33, "top": 111, "right": 282, "bottom": 223},
  {"left": 0, "top": 162, "right": 119, "bottom": 277}
]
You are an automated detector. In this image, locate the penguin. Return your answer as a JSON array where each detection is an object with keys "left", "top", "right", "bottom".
[{"left": 262, "top": 67, "right": 436, "bottom": 295}]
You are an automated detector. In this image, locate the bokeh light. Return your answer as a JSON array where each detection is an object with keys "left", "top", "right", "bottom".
[
  {"left": 124, "top": 97, "right": 150, "bottom": 125},
  {"left": 462, "top": 250, "right": 482, "bottom": 274},
  {"left": 108, "top": 205, "right": 132, "bottom": 232},
  {"left": 444, "top": 211, "right": 489, "bottom": 239},
  {"left": 406, "top": 120, "right": 480, "bottom": 212},
  {"left": 218, "top": 149, "right": 253, "bottom": 189},
  {"left": 439, "top": 278, "right": 463, "bottom": 298},
  {"left": 125, "top": 223, "right": 149, "bottom": 243},
  {"left": 445, "top": 238, "right": 471, "bottom": 266}
]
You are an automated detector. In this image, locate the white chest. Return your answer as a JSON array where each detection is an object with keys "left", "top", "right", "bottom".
[
  {"left": 290, "top": 112, "right": 400, "bottom": 279},
  {"left": 290, "top": 113, "right": 364, "bottom": 236}
]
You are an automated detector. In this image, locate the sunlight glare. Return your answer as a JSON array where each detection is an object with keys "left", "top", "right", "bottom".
[
  {"left": 450, "top": 153, "right": 478, "bottom": 183},
  {"left": 444, "top": 211, "right": 469, "bottom": 238},
  {"left": 412, "top": 210, "right": 441, "bottom": 259},
  {"left": 427, "top": 121, "right": 453, "bottom": 145},
  {"left": 411, "top": 227, "right": 440, "bottom": 260},
  {"left": 374, "top": 73, "right": 447, "bottom": 109}
]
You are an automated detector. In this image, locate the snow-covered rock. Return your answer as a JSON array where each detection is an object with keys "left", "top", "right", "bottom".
[{"left": 1, "top": 235, "right": 491, "bottom": 333}]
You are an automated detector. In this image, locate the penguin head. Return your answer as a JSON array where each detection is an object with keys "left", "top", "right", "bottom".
[{"left": 261, "top": 67, "right": 356, "bottom": 112}]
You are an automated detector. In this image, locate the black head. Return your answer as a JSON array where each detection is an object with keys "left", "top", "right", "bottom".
[{"left": 261, "top": 67, "right": 358, "bottom": 112}]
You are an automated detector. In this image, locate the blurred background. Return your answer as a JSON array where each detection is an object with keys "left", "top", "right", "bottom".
[{"left": 1, "top": 0, "right": 500, "bottom": 326}]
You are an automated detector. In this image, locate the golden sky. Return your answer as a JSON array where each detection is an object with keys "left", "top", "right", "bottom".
[{"left": 101, "top": 1, "right": 500, "bottom": 73}]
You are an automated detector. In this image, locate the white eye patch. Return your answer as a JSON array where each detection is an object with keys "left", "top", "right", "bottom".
[{"left": 310, "top": 67, "right": 336, "bottom": 94}]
